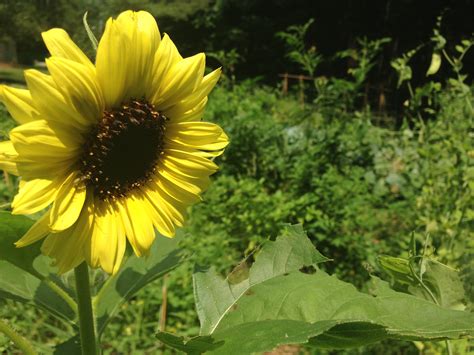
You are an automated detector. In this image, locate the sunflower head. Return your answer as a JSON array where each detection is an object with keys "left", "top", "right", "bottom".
[{"left": 0, "top": 10, "right": 228, "bottom": 274}]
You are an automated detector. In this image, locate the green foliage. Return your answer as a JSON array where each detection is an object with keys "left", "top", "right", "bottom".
[
  {"left": 391, "top": 47, "right": 420, "bottom": 89},
  {"left": 380, "top": 255, "right": 466, "bottom": 310},
  {"left": 207, "top": 49, "right": 242, "bottom": 83},
  {"left": 0, "top": 213, "right": 76, "bottom": 323},
  {"left": 0, "top": 71, "right": 472, "bottom": 353},
  {"left": 277, "top": 19, "right": 321, "bottom": 77},
  {"left": 194, "top": 225, "right": 329, "bottom": 335},
  {"left": 0, "top": 212, "right": 186, "bottom": 353},
  {"left": 0, "top": 67, "right": 25, "bottom": 85},
  {"left": 94, "top": 232, "right": 187, "bottom": 335},
  {"left": 337, "top": 37, "right": 391, "bottom": 86},
  {"left": 157, "top": 226, "right": 473, "bottom": 354},
  {"left": 0, "top": 15, "right": 472, "bottom": 354}
]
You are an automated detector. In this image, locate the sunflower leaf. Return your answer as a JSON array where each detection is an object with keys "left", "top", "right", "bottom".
[
  {"left": 157, "top": 225, "right": 474, "bottom": 354},
  {"left": 53, "top": 335, "right": 81, "bottom": 355},
  {"left": 0, "top": 212, "right": 76, "bottom": 322},
  {"left": 194, "top": 224, "right": 330, "bottom": 335},
  {"left": 94, "top": 232, "right": 187, "bottom": 334},
  {"left": 379, "top": 255, "right": 467, "bottom": 310}
]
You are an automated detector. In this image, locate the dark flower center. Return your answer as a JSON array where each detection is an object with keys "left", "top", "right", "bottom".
[{"left": 80, "top": 100, "right": 167, "bottom": 200}]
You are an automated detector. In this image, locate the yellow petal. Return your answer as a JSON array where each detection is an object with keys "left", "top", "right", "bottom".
[
  {"left": 15, "top": 212, "right": 51, "bottom": 248},
  {"left": 42, "top": 28, "right": 95, "bottom": 71},
  {"left": 12, "top": 178, "right": 62, "bottom": 215},
  {"left": 156, "top": 165, "right": 206, "bottom": 195},
  {"left": 0, "top": 140, "right": 19, "bottom": 175},
  {"left": 165, "top": 134, "right": 229, "bottom": 154},
  {"left": 86, "top": 200, "right": 126, "bottom": 274},
  {"left": 153, "top": 53, "right": 205, "bottom": 110},
  {"left": 118, "top": 10, "right": 160, "bottom": 100},
  {"left": 49, "top": 171, "right": 87, "bottom": 232},
  {"left": 95, "top": 18, "right": 127, "bottom": 109},
  {"left": 142, "top": 191, "right": 175, "bottom": 237},
  {"left": 25, "top": 69, "right": 91, "bottom": 128},
  {"left": 10, "top": 119, "right": 81, "bottom": 161},
  {"left": 155, "top": 174, "right": 200, "bottom": 205},
  {"left": 162, "top": 162, "right": 212, "bottom": 193},
  {"left": 15, "top": 158, "right": 74, "bottom": 181},
  {"left": 165, "top": 148, "right": 218, "bottom": 170},
  {"left": 166, "top": 121, "right": 229, "bottom": 152},
  {"left": 143, "top": 182, "right": 186, "bottom": 227},
  {"left": 170, "top": 97, "right": 208, "bottom": 123},
  {"left": 46, "top": 57, "right": 104, "bottom": 122},
  {"left": 163, "top": 68, "right": 221, "bottom": 119},
  {"left": 118, "top": 194, "right": 155, "bottom": 257},
  {"left": 96, "top": 10, "right": 160, "bottom": 108},
  {"left": 1, "top": 86, "right": 39, "bottom": 124},
  {"left": 153, "top": 182, "right": 189, "bottom": 219},
  {"left": 42, "top": 196, "right": 94, "bottom": 274},
  {"left": 10, "top": 120, "right": 81, "bottom": 180},
  {"left": 148, "top": 34, "right": 182, "bottom": 101}
]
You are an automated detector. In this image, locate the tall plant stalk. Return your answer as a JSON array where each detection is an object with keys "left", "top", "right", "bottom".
[{"left": 75, "top": 262, "right": 98, "bottom": 355}]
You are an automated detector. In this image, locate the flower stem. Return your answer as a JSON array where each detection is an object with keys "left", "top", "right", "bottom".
[
  {"left": 74, "top": 262, "right": 98, "bottom": 355},
  {"left": 0, "top": 318, "right": 36, "bottom": 355},
  {"left": 43, "top": 279, "right": 78, "bottom": 314}
]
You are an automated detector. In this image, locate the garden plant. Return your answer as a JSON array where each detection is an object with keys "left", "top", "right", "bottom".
[{"left": 0, "top": 5, "right": 473, "bottom": 355}]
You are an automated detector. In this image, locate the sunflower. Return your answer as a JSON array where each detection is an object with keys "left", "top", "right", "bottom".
[{"left": 0, "top": 10, "right": 228, "bottom": 274}]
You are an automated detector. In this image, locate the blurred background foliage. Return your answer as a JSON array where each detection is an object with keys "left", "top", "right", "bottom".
[{"left": 0, "top": 0, "right": 473, "bottom": 354}]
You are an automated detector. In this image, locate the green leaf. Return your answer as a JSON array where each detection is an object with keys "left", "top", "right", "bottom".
[
  {"left": 82, "top": 11, "right": 98, "bottom": 51},
  {"left": 413, "top": 260, "right": 466, "bottom": 310},
  {"left": 53, "top": 336, "right": 81, "bottom": 355},
  {"left": 194, "top": 224, "right": 329, "bottom": 335},
  {"left": 0, "top": 212, "right": 76, "bottom": 322},
  {"left": 378, "top": 255, "right": 415, "bottom": 286},
  {"left": 158, "top": 320, "right": 341, "bottom": 354},
  {"left": 379, "top": 255, "right": 467, "bottom": 310},
  {"left": 156, "top": 333, "right": 218, "bottom": 354},
  {"left": 94, "top": 232, "right": 187, "bottom": 334},
  {"left": 158, "top": 225, "right": 474, "bottom": 354},
  {"left": 426, "top": 52, "right": 441, "bottom": 76}
]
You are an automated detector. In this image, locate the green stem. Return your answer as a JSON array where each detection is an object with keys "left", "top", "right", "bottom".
[
  {"left": 44, "top": 279, "right": 78, "bottom": 315},
  {"left": 408, "top": 259, "right": 438, "bottom": 305},
  {"left": 0, "top": 319, "right": 36, "bottom": 355},
  {"left": 75, "top": 262, "right": 98, "bottom": 355},
  {"left": 408, "top": 260, "right": 452, "bottom": 355},
  {"left": 445, "top": 339, "right": 453, "bottom": 355}
]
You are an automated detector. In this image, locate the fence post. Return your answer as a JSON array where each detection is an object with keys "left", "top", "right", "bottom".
[
  {"left": 299, "top": 75, "right": 305, "bottom": 106},
  {"left": 282, "top": 73, "right": 288, "bottom": 95}
]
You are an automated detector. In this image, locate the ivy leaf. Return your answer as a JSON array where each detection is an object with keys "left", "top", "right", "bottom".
[
  {"left": 0, "top": 212, "right": 76, "bottom": 322},
  {"left": 94, "top": 232, "right": 187, "bottom": 334},
  {"left": 158, "top": 225, "right": 474, "bottom": 354}
]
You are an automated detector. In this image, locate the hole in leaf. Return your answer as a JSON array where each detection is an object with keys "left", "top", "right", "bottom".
[{"left": 299, "top": 265, "right": 318, "bottom": 274}]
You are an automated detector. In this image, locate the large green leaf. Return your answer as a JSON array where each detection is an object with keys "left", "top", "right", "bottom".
[
  {"left": 94, "top": 232, "right": 187, "bottom": 334},
  {"left": 0, "top": 212, "right": 76, "bottom": 322},
  {"left": 158, "top": 225, "right": 474, "bottom": 354},
  {"left": 53, "top": 335, "right": 81, "bottom": 355},
  {"left": 194, "top": 224, "right": 329, "bottom": 335},
  {"left": 379, "top": 255, "right": 467, "bottom": 310}
]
